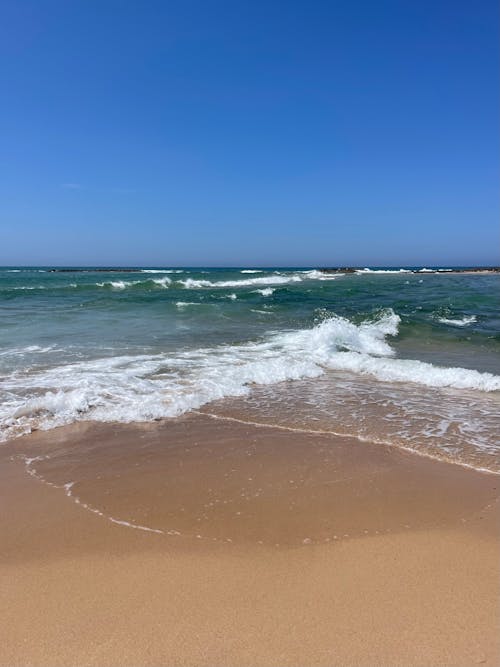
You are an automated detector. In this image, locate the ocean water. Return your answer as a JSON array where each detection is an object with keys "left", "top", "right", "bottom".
[{"left": 1, "top": 266, "right": 499, "bottom": 472}]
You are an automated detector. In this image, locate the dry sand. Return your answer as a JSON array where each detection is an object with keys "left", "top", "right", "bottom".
[{"left": 0, "top": 414, "right": 498, "bottom": 666}]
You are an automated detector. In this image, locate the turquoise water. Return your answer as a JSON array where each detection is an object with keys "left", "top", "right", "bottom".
[{"left": 1, "top": 267, "right": 499, "bottom": 471}]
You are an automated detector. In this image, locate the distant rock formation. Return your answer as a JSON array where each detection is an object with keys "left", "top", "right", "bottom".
[
  {"left": 319, "top": 267, "right": 500, "bottom": 274},
  {"left": 48, "top": 268, "right": 142, "bottom": 273}
]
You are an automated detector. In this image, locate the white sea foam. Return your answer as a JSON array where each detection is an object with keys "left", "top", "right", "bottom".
[
  {"left": 1, "top": 309, "right": 499, "bottom": 443},
  {"left": 356, "top": 268, "right": 412, "bottom": 274},
  {"left": 240, "top": 270, "right": 263, "bottom": 273},
  {"left": 141, "top": 269, "right": 184, "bottom": 273},
  {"left": 301, "top": 270, "right": 342, "bottom": 280},
  {"left": 95, "top": 278, "right": 171, "bottom": 289},
  {"left": 438, "top": 315, "right": 477, "bottom": 327},
  {"left": 176, "top": 301, "right": 202, "bottom": 307},
  {"left": 178, "top": 270, "right": 342, "bottom": 289},
  {"left": 12, "top": 285, "right": 45, "bottom": 290},
  {"left": 255, "top": 288, "right": 274, "bottom": 296},
  {"left": 152, "top": 277, "right": 172, "bottom": 288},
  {"left": 0, "top": 345, "right": 57, "bottom": 357},
  {"left": 96, "top": 280, "right": 128, "bottom": 289},
  {"left": 179, "top": 274, "right": 302, "bottom": 289}
]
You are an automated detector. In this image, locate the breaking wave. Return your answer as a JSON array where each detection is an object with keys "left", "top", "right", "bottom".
[
  {"left": 356, "top": 268, "right": 412, "bottom": 274},
  {"left": 1, "top": 309, "right": 499, "bottom": 443},
  {"left": 179, "top": 275, "right": 302, "bottom": 288}
]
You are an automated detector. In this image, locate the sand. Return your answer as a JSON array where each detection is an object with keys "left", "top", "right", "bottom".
[{"left": 0, "top": 413, "right": 498, "bottom": 666}]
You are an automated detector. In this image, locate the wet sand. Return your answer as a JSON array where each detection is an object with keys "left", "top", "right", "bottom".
[{"left": 1, "top": 413, "right": 499, "bottom": 666}]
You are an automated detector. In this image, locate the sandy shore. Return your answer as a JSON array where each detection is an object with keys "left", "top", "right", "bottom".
[{"left": 1, "top": 414, "right": 498, "bottom": 666}]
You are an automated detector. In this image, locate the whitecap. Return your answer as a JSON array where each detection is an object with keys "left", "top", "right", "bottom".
[
  {"left": 152, "top": 277, "right": 171, "bottom": 288},
  {"left": 438, "top": 315, "right": 477, "bottom": 327},
  {"left": 141, "top": 269, "right": 183, "bottom": 273},
  {"left": 356, "top": 268, "right": 412, "bottom": 274},
  {"left": 179, "top": 275, "right": 302, "bottom": 289}
]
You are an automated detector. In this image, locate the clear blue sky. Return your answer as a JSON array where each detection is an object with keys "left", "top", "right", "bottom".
[{"left": 1, "top": 0, "right": 498, "bottom": 266}]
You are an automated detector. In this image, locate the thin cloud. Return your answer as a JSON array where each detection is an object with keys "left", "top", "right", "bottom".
[{"left": 61, "top": 183, "right": 83, "bottom": 190}]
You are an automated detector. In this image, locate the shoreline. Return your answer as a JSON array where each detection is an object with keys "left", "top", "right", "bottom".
[
  {"left": 197, "top": 409, "right": 500, "bottom": 476},
  {"left": 1, "top": 415, "right": 499, "bottom": 665}
]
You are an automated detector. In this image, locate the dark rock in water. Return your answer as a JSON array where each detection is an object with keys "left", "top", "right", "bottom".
[
  {"left": 427, "top": 267, "right": 500, "bottom": 274},
  {"left": 317, "top": 267, "right": 500, "bottom": 275}
]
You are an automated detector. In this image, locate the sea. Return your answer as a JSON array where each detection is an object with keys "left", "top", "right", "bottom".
[{"left": 1, "top": 266, "right": 499, "bottom": 473}]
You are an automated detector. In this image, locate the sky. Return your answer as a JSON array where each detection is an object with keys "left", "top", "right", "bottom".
[{"left": 0, "top": 0, "right": 498, "bottom": 267}]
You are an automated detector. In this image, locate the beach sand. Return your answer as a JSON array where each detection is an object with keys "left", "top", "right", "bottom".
[{"left": 1, "top": 413, "right": 498, "bottom": 666}]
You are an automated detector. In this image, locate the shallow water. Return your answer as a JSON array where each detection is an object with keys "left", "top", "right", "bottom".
[{"left": 1, "top": 266, "right": 499, "bottom": 471}]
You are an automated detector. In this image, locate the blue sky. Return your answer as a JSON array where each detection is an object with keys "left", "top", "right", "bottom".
[{"left": 1, "top": 0, "right": 498, "bottom": 266}]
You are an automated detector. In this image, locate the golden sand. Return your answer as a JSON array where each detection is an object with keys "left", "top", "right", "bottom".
[{"left": 0, "top": 414, "right": 498, "bottom": 666}]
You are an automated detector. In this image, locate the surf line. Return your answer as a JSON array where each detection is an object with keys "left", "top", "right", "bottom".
[
  {"left": 194, "top": 411, "right": 500, "bottom": 476},
  {"left": 18, "top": 455, "right": 238, "bottom": 543}
]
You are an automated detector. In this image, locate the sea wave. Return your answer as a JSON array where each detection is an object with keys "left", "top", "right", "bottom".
[
  {"left": 355, "top": 268, "right": 412, "bottom": 274},
  {"left": 140, "top": 269, "right": 184, "bottom": 273},
  {"left": 96, "top": 280, "right": 130, "bottom": 289},
  {"left": 178, "top": 270, "right": 342, "bottom": 289},
  {"left": 0, "top": 345, "right": 59, "bottom": 357},
  {"left": 437, "top": 315, "right": 477, "bottom": 327},
  {"left": 152, "top": 277, "right": 172, "bottom": 287},
  {"left": 1, "top": 309, "right": 499, "bottom": 443},
  {"left": 96, "top": 277, "right": 171, "bottom": 289},
  {"left": 11, "top": 285, "right": 46, "bottom": 290},
  {"left": 179, "top": 275, "right": 302, "bottom": 288},
  {"left": 2, "top": 270, "right": 344, "bottom": 293},
  {"left": 301, "top": 270, "right": 343, "bottom": 280}
]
